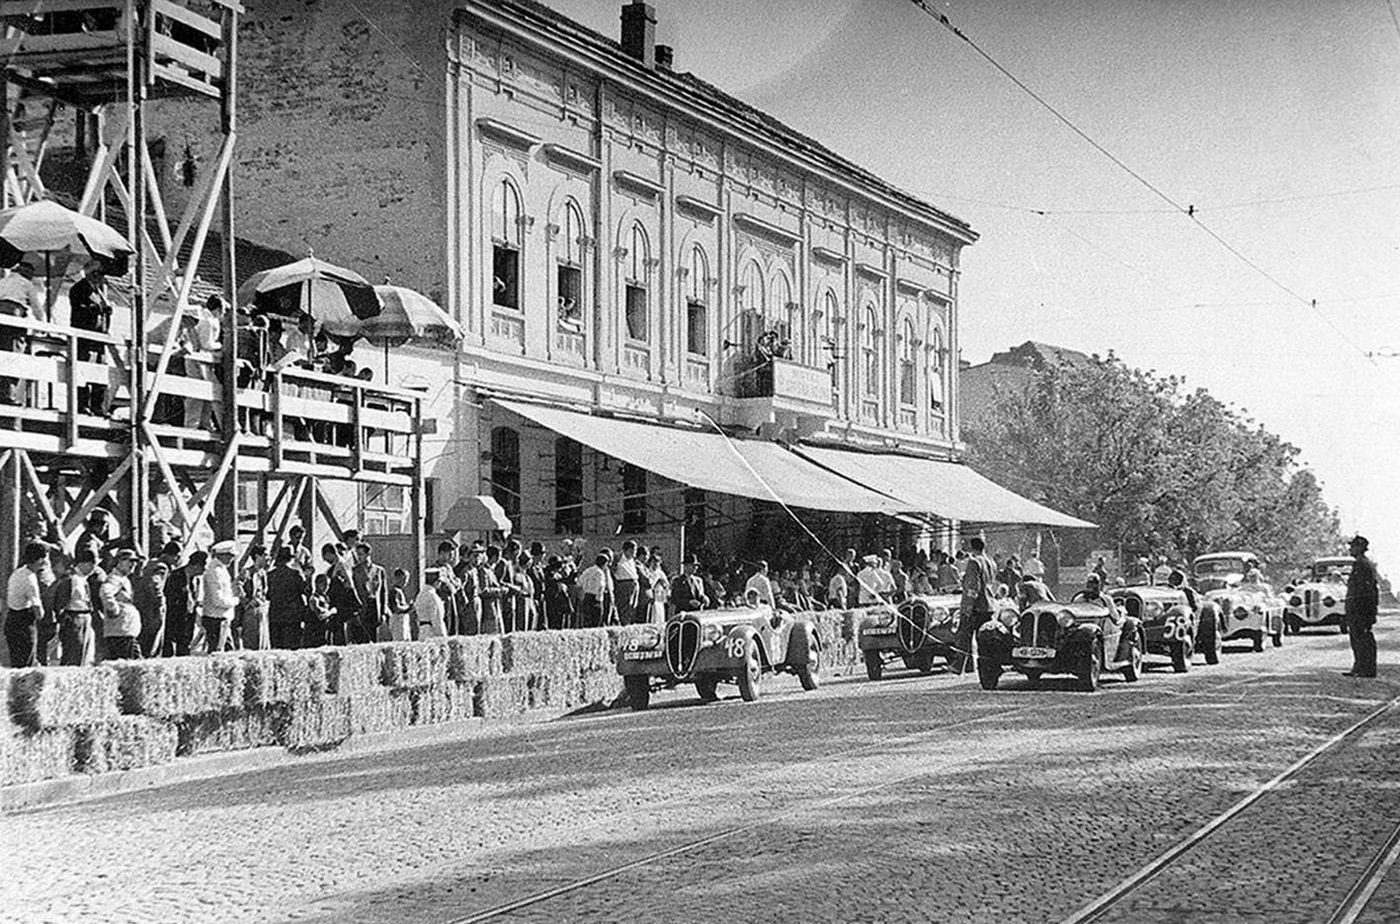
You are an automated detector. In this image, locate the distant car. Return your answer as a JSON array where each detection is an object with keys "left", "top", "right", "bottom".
[
  {"left": 857, "top": 594, "right": 963, "bottom": 679},
  {"left": 976, "top": 595, "right": 1145, "bottom": 692},
  {"left": 1191, "top": 550, "right": 1262, "bottom": 593},
  {"left": 1203, "top": 583, "right": 1284, "bottom": 651},
  {"left": 1283, "top": 556, "right": 1351, "bottom": 634},
  {"left": 615, "top": 605, "right": 822, "bottom": 710},
  {"left": 1111, "top": 585, "right": 1208, "bottom": 672}
]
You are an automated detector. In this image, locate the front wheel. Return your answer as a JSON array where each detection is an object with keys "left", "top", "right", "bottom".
[
  {"left": 863, "top": 649, "right": 884, "bottom": 681},
  {"left": 736, "top": 637, "right": 763, "bottom": 702},
  {"left": 1252, "top": 630, "right": 1264, "bottom": 653},
  {"left": 1078, "top": 641, "right": 1102, "bottom": 693},
  {"left": 795, "top": 644, "right": 821, "bottom": 692},
  {"left": 624, "top": 675, "right": 651, "bottom": 711},
  {"left": 1339, "top": 619, "right": 1349, "bottom": 635},
  {"left": 1271, "top": 627, "right": 1283, "bottom": 648},
  {"left": 1203, "top": 619, "right": 1222, "bottom": 665},
  {"left": 695, "top": 675, "right": 719, "bottom": 702},
  {"left": 1122, "top": 632, "right": 1144, "bottom": 683},
  {"left": 1171, "top": 637, "right": 1191, "bottom": 673},
  {"left": 978, "top": 660, "right": 1000, "bottom": 690}
]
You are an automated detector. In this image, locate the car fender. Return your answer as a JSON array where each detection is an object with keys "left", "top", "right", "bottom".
[
  {"left": 784, "top": 623, "right": 821, "bottom": 666},
  {"left": 1059, "top": 623, "right": 1099, "bottom": 662},
  {"left": 1114, "top": 617, "right": 1143, "bottom": 663},
  {"left": 723, "top": 624, "right": 766, "bottom": 667}
]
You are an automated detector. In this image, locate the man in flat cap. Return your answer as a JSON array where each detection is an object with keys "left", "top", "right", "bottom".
[{"left": 1344, "top": 535, "right": 1379, "bottom": 678}]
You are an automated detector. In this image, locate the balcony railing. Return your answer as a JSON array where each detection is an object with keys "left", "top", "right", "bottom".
[{"left": 735, "top": 356, "right": 834, "bottom": 410}]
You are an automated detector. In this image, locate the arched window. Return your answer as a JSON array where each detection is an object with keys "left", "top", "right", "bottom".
[
  {"left": 861, "top": 306, "right": 879, "bottom": 398},
  {"left": 624, "top": 223, "right": 649, "bottom": 341},
  {"left": 491, "top": 179, "right": 522, "bottom": 310},
  {"left": 814, "top": 290, "right": 838, "bottom": 368},
  {"left": 686, "top": 244, "right": 708, "bottom": 356},
  {"left": 899, "top": 318, "right": 917, "bottom": 406},
  {"left": 771, "top": 273, "right": 796, "bottom": 359},
  {"left": 929, "top": 325, "right": 946, "bottom": 411},
  {"left": 554, "top": 437, "right": 584, "bottom": 534},
  {"left": 557, "top": 200, "right": 586, "bottom": 325},
  {"left": 490, "top": 426, "right": 521, "bottom": 525},
  {"left": 740, "top": 261, "right": 765, "bottom": 316}
]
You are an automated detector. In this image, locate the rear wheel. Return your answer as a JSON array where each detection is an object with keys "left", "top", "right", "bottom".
[
  {"left": 736, "top": 637, "right": 763, "bottom": 702},
  {"left": 1339, "top": 619, "right": 1349, "bottom": 635},
  {"left": 863, "top": 649, "right": 884, "bottom": 681},
  {"left": 695, "top": 675, "right": 719, "bottom": 702},
  {"left": 1202, "top": 618, "right": 1222, "bottom": 665},
  {"left": 1123, "top": 632, "right": 1144, "bottom": 683},
  {"left": 1171, "top": 637, "right": 1191, "bottom": 673},
  {"left": 1271, "top": 625, "right": 1283, "bottom": 648},
  {"left": 795, "top": 644, "right": 821, "bottom": 692},
  {"left": 1078, "top": 641, "right": 1102, "bottom": 692},
  {"left": 624, "top": 675, "right": 651, "bottom": 711}
]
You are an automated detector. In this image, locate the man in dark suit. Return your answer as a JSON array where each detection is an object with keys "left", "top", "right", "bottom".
[
  {"left": 267, "top": 545, "right": 309, "bottom": 650},
  {"left": 672, "top": 556, "right": 710, "bottom": 613},
  {"left": 1344, "top": 535, "right": 1379, "bottom": 678}
]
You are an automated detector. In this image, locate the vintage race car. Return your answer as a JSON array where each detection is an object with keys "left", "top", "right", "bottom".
[
  {"left": 857, "top": 594, "right": 963, "bottom": 679},
  {"left": 1205, "top": 584, "right": 1284, "bottom": 651},
  {"left": 976, "top": 596, "right": 1145, "bottom": 692},
  {"left": 1191, "top": 550, "right": 1261, "bottom": 593},
  {"left": 1283, "top": 556, "right": 1351, "bottom": 634},
  {"left": 614, "top": 605, "right": 822, "bottom": 710},
  {"left": 1110, "top": 585, "right": 1201, "bottom": 672}
]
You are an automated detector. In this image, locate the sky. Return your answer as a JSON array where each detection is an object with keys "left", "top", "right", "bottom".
[{"left": 547, "top": 0, "right": 1400, "bottom": 575}]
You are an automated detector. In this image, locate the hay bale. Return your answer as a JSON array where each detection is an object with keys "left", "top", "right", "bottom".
[
  {"left": 117, "top": 656, "right": 246, "bottom": 718},
  {"left": 567, "top": 630, "right": 615, "bottom": 673},
  {"left": 242, "top": 650, "right": 328, "bottom": 708},
  {"left": 447, "top": 636, "right": 502, "bottom": 681},
  {"left": 74, "top": 717, "right": 178, "bottom": 774},
  {"left": 579, "top": 669, "right": 623, "bottom": 706},
  {"left": 177, "top": 706, "right": 287, "bottom": 756},
  {"left": 0, "top": 728, "right": 77, "bottom": 785},
  {"left": 320, "top": 645, "right": 382, "bottom": 696},
  {"left": 9, "top": 666, "right": 120, "bottom": 730},
  {"left": 473, "top": 676, "right": 531, "bottom": 719},
  {"left": 346, "top": 687, "right": 413, "bottom": 736},
  {"left": 409, "top": 682, "right": 476, "bottom": 726},
  {"left": 500, "top": 632, "right": 564, "bottom": 674},
  {"left": 379, "top": 640, "right": 451, "bottom": 689},
  {"left": 284, "top": 695, "right": 353, "bottom": 752}
]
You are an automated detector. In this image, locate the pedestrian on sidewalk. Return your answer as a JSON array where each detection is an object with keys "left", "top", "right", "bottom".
[
  {"left": 4, "top": 541, "right": 50, "bottom": 667},
  {"left": 99, "top": 548, "right": 142, "bottom": 661},
  {"left": 266, "top": 545, "right": 308, "bottom": 650},
  {"left": 1344, "top": 535, "right": 1379, "bottom": 678},
  {"left": 953, "top": 537, "right": 997, "bottom": 674},
  {"left": 134, "top": 558, "right": 169, "bottom": 658}
]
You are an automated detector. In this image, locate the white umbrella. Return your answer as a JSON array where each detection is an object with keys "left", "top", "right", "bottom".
[
  {"left": 0, "top": 199, "right": 131, "bottom": 259},
  {"left": 237, "top": 255, "right": 381, "bottom": 337},
  {"left": 361, "top": 285, "right": 463, "bottom": 347}
]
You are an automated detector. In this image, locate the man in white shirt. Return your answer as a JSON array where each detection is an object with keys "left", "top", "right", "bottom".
[
  {"left": 202, "top": 540, "right": 239, "bottom": 654},
  {"left": 414, "top": 569, "right": 447, "bottom": 639},
  {"left": 744, "top": 560, "right": 776, "bottom": 609},
  {"left": 857, "top": 555, "right": 894, "bottom": 606},
  {"left": 578, "top": 553, "right": 613, "bottom": 628},
  {"left": 5, "top": 541, "right": 50, "bottom": 667},
  {"left": 826, "top": 566, "right": 850, "bottom": 609},
  {"left": 99, "top": 548, "right": 142, "bottom": 661}
]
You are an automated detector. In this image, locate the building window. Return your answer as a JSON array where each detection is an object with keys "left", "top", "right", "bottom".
[
  {"left": 490, "top": 426, "right": 520, "bottom": 525},
  {"left": 557, "top": 200, "right": 585, "bottom": 326},
  {"left": 930, "top": 325, "right": 946, "bottom": 411},
  {"left": 772, "top": 272, "right": 796, "bottom": 359},
  {"left": 362, "top": 484, "right": 408, "bottom": 536},
  {"left": 686, "top": 245, "right": 708, "bottom": 356},
  {"left": 625, "top": 223, "right": 649, "bottom": 342},
  {"left": 622, "top": 463, "right": 647, "bottom": 533},
  {"left": 554, "top": 437, "right": 584, "bottom": 535},
  {"left": 861, "top": 306, "right": 879, "bottom": 398},
  {"left": 815, "top": 290, "right": 838, "bottom": 367},
  {"left": 899, "top": 318, "right": 917, "bottom": 406},
  {"left": 831, "top": 316, "right": 847, "bottom": 397},
  {"left": 492, "top": 178, "right": 522, "bottom": 311}
]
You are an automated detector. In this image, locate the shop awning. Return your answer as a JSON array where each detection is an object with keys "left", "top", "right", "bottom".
[
  {"left": 794, "top": 445, "right": 1096, "bottom": 528},
  {"left": 493, "top": 399, "right": 905, "bottom": 513}
]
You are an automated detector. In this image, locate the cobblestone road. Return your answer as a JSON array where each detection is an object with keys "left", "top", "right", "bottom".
[{"left": 3, "top": 617, "right": 1398, "bottom": 924}]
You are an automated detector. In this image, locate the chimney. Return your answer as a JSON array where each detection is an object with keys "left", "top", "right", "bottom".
[
  {"left": 655, "top": 44, "right": 674, "bottom": 70},
  {"left": 621, "top": 1, "right": 656, "bottom": 68}
]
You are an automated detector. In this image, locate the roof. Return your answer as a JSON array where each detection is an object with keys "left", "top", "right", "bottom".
[
  {"left": 978, "top": 341, "right": 1096, "bottom": 372},
  {"left": 462, "top": 0, "right": 974, "bottom": 242}
]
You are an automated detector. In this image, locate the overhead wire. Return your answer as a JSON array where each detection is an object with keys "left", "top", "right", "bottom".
[{"left": 908, "top": 0, "right": 1378, "bottom": 366}]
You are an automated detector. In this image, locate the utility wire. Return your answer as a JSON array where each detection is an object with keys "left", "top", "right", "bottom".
[
  {"left": 1388, "top": 0, "right": 1400, "bottom": 46},
  {"left": 909, "top": 1, "right": 1378, "bottom": 365}
]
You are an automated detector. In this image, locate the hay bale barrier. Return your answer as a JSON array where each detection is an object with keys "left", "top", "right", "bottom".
[{"left": 0, "top": 608, "right": 882, "bottom": 793}]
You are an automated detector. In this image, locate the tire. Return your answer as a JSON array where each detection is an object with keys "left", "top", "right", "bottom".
[
  {"left": 624, "top": 675, "right": 650, "bottom": 711},
  {"left": 1271, "top": 627, "right": 1283, "bottom": 648},
  {"left": 736, "top": 637, "right": 763, "bottom": 702},
  {"left": 1078, "top": 640, "right": 1102, "bottom": 692},
  {"left": 863, "top": 649, "right": 884, "bottom": 681},
  {"left": 977, "top": 660, "right": 1000, "bottom": 690},
  {"left": 1339, "top": 619, "right": 1349, "bottom": 635},
  {"left": 1123, "top": 632, "right": 1144, "bottom": 683},
  {"left": 1284, "top": 616, "right": 1300, "bottom": 636},
  {"left": 695, "top": 675, "right": 719, "bottom": 702},
  {"left": 1252, "top": 630, "right": 1264, "bottom": 653},
  {"left": 912, "top": 650, "right": 937, "bottom": 675},
  {"left": 795, "top": 643, "right": 821, "bottom": 692},
  {"left": 1171, "top": 638, "right": 1190, "bottom": 673},
  {"left": 1203, "top": 618, "right": 1222, "bottom": 665},
  {"left": 1023, "top": 669, "right": 1042, "bottom": 685}
]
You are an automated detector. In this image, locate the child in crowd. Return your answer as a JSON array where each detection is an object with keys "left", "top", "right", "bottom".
[
  {"left": 388, "top": 568, "right": 413, "bottom": 641},
  {"left": 304, "top": 574, "right": 332, "bottom": 648}
]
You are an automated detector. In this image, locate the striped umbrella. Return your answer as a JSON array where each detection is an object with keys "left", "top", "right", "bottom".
[
  {"left": 360, "top": 284, "right": 463, "bottom": 347},
  {"left": 237, "top": 255, "right": 381, "bottom": 337}
]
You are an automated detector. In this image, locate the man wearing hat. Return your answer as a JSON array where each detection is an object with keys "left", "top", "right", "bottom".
[
  {"left": 98, "top": 548, "right": 142, "bottom": 661},
  {"left": 1344, "top": 535, "right": 1379, "bottom": 678},
  {"left": 202, "top": 540, "right": 239, "bottom": 654},
  {"left": 672, "top": 555, "right": 709, "bottom": 613}
]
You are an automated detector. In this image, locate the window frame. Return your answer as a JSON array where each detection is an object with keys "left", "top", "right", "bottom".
[{"left": 491, "top": 178, "right": 523, "bottom": 312}]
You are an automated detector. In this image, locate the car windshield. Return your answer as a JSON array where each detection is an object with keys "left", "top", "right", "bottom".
[
  {"left": 1194, "top": 558, "right": 1249, "bottom": 576},
  {"left": 1313, "top": 561, "right": 1352, "bottom": 580}
]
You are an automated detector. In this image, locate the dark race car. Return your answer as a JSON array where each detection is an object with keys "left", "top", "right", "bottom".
[
  {"left": 977, "top": 596, "right": 1145, "bottom": 692},
  {"left": 856, "top": 594, "right": 963, "bottom": 679}
]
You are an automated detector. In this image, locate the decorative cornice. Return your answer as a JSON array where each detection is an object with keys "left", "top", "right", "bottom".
[
  {"left": 613, "top": 169, "right": 665, "bottom": 198},
  {"left": 810, "top": 245, "right": 847, "bottom": 266},
  {"left": 542, "top": 143, "right": 600, "bottom": 173},
  {"left": 855, "top": 261, "right": 887, "bottom": 280},
  {"left": 674, "top": 195, "right": 721, "bottom": 221},
  {"left": 475, "top": 117, "right": 541, "bottom": 150},
  {"left": 733, "top": 212, "right": 800, "bottom": 246}
]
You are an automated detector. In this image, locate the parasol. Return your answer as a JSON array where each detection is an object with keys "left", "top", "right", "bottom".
[
  {"left": 237, "top": 255, "right": 381, "bottom": 337},
  {"left": 0, "top": 199, "right": 132, "bottom": 259},
  {"left": 361, "top": 285, "right": 462, "bottom": 347}
]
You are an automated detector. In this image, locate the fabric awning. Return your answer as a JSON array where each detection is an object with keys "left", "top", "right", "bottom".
[
  {"left": 794, "top": 445, "right": 1096, "bottom": 528},
  {"left": 493, "top": 399, "right": 905, "bottom": 513}
]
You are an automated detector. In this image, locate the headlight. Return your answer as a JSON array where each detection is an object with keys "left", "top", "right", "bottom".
[
  {"left": 1057, "top": 611, "right": 1075, "bottom": 628},
  {"left": 872, "top": 612, "right": 896, "bottom": 627},
  {"left": 1323, "top": 596, "right": 1336, "bottom": 607},
  {"left": 701, "top": 624, "right": 722, "bottom": 644},
  {"left": 929, "top": 608, "right": 951, "bottom": 625},
  {"left": 998, "top": 609, "right": 1018, "bottom": 629},
  {"left": 1289, "top": 596, "right": 1302, "bottom": 607},
  {"left": 1234, "top": 607, "right": 1249, "bottom": 619}
]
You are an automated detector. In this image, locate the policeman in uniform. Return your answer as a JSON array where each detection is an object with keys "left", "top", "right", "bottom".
[{"left": 1344, "top": 535, "right": 1379, "bottom": 678}]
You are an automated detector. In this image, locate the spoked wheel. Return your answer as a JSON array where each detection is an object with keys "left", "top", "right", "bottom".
[
  {"left": 1078, "top": 642, "right": 1102, "bottom": 692},
  {"left": 795, "top": 643, "right": 821, "bottom": 692},
  {"left": 863, "top": 649, "right": 884, "bottom": 681},
  {"left": 695, "top": 675, "right": 719, "bottom": 702},
  {"left": 736, "top": 637, "right": 763, "bottom": 702},
  {"left": 624, "top": 675, "right": 651, "bottom": 711}
]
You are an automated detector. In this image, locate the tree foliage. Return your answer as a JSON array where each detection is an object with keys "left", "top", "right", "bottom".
[{"left": 964, "top": 353, "right": 1342, "bottom": 570}]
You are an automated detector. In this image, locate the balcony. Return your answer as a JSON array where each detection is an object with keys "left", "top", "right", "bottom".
[{"left": 732, "top": 356, "right": 834, "bottom": 417}]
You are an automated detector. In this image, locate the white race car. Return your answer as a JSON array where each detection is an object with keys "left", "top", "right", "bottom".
[
  {"left": 1193, "top": 551, "right": 1284, "bottom": 652},
  {"left": 1283, "top": 556, "right": 1351, "bottom": 634}
]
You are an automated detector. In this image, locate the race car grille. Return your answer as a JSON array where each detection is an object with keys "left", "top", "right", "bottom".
[
  {"left": 665, "top": 620, "right": 701, "bottom": 677},
  {"left": 1019, "top": 612, "right": 1058, "bottom": 647},
  {"left": 897, "top": 601, "right": 929, "bottom": 652},
  {"left": 1305, "top": 589, "right": 1321, "bottom": 620}
]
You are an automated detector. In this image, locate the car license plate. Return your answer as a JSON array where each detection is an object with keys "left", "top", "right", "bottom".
[
  {"left": 622, "top": 650, "right": 657, "bottom": 660},
  {"left": 1012, "top": 646, "right": 1055, "bottom": 659},
  {"left": 864, "top": 626, "right": 896, "bottom": 636}
]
